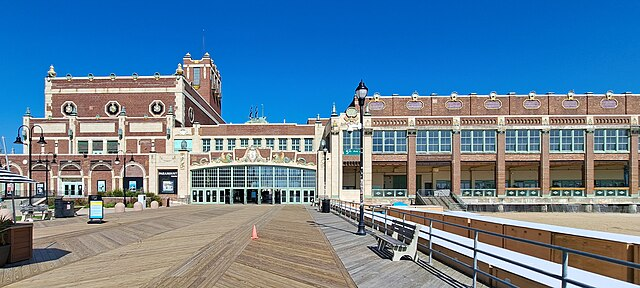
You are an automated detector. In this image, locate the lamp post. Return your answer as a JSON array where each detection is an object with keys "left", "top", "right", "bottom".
[
  {"left": 320, "top": 139, "right": 328, "bottom": 211},
  {"left": 114, "top": 150, "right": 134, "bottom": 206},
  {"left": 355, "top": 80, "right": 368, "bottom": 236},
  {"left": 322, "top": 140, "right": 328, "bottom": 200},
  {"left": 14, "top": 125, "right": 46, "bottom": 205},
  {"left": 36, "top": 153, "right": 57, "bottom": 205}
]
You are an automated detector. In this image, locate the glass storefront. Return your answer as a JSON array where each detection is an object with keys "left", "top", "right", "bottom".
[{"left": 191, "top": 165, "right": 316, "bottom": 204}]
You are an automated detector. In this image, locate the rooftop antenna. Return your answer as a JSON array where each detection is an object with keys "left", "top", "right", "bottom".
[{"left": 202, "top": 29, "right": 206, "bottom": 55}]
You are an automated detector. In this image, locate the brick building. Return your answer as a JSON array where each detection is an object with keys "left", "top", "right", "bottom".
[
  {"left": 326, "top": 90, "right": 640, "bottom": 207},
  {"left": 3, "top": 52, "right": 640, "bottom": 207}
]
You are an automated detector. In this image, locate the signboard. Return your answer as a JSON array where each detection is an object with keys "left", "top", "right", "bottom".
[
  {"left": 97, "top": 180, "right": 106, "bottom": 193},
  {"left": 343, "top": 148, "right": 360, "bottom": 156},
  {"left": 5, "top": 183, "right": 14, "bottom": 197},
  {"left": 35, "top": 183, "right": 45, "bottom": 197},
  {"left": 158, "top": 170, "right": 178, "bottom": 194},
  {"left": 88, "top": 195, "right": 104, "bottom": 224}
]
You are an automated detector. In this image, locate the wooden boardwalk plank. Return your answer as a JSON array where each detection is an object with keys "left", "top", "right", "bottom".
[{"left": 307, "top": 206, "right": 486, "bottom": 288}]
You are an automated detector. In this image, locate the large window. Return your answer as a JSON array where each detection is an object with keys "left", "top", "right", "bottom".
[
  {"left": 266, "top": 138, "right": 275, "bottom": 149},
  {"left": 373, "top": 130, "right": 407, "bottom": 153},
  {"left": 193, "top": 67, "right": 201, "bottom": 86},
  {"left": 304, "top": 138, "right": 313, "bottom": 152},
  {"left": 417, "top": 130, "right": 451, "bottom": 153},
  {"left": 192, "top": 165, "right": 316, "bottom": 189},
  {"left": 78, "top": 141, "right": 89, "bottom": 154},
  {"left": 240, "top": 138, "right": 249, "bottom": 148},
  {"left": 292, "top": 139, "right": 301, "bottom": 152},
  {"left": 214, "top": 139, "right": 223, "bottom": 151},
  {"left": 253, "top": 138, "right": 262, "bottom": 147},
  {"left": 227, "top": 139, "right": 236, "bottom": 151},
  {"left": 506, "top": 129, "right": 540, "bottom": 152},
  {"left": 550, "top": 129, "right": 584, "bottom": 152},
  {"left": 92, "top": 140, "right": 103, "bottom": 154},
  {"left": 202, "top": 139, "right": 211, "bottom": 152},
  {"left": 107, "top": 141, "right": 118, "bottom": 154},
  {"left": 594, "top": 129, "right": 629, "bottom": 152},
  {"left": 461, "top": 130, "right": 496, "bottom": 153},
  {"left": 343, "top": 131, "right": 360, "bottom": 155},
  {"left": 279, "top": 138, "right": 287, "bottom": 151}
]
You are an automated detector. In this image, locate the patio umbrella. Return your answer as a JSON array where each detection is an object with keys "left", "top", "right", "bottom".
[
  {"left": 0, "top": 170, "right": 38, "bottom": 184},
  {"left": 0, "top": 169, "right": 37, "bottom": 223}
]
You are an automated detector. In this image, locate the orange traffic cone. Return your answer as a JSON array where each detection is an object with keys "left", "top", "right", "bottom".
[{"left": 251, "top": 224, "right": 259, "bottom": 240}]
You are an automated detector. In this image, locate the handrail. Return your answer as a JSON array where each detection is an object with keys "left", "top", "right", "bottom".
[{"left": 329, "top": 199, "right": 639, "bottom": 288}]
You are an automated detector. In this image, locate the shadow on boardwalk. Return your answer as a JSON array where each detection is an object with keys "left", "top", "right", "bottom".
[{"left": 5, "top": 248, "right": 70, "bottom": 267}]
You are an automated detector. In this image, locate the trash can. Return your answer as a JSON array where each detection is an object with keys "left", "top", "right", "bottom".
[
  {"left": 321, "top": 199, "right": 331, "bottom": 213},
  {"left": 54, "top": 197, "right": 75, "bottom": 218}
]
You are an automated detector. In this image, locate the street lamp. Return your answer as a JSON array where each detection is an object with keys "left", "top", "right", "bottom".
[
  {"left": 114, "top": 150, "right": 134, "bottom": 206},
  {"left": 14, "top": 125, "right": 46, "bottom": 205},
  {"left": 319, "top": 139, "right": 328, "bottom": 212},
  {"left": 36, "top": 153, "right": 56, "bottom": 205},
  {"left": 355, "top": 80, "right": 368, "bottom": 236}
]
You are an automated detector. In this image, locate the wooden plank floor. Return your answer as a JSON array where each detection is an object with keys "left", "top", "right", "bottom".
[
  {"left": 307, "top": 206, "right": 487, "bottom": 288},
  {"left": 3, "top": 205, "right": 356, "bottom": 288}
]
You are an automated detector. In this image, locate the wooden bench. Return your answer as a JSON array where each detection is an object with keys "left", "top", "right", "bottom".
[{"left": 375, "top": 220, "right": 423, "bottom": 261}]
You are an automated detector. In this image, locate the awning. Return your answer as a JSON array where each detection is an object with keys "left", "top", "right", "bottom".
[{"left": 0, "top": 169, "right": 37, "bottom": 184}]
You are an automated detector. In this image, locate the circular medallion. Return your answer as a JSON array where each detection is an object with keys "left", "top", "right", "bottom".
[
  {"left": 149, "top": 100, "right": 165, "bottom": 116},
  {"left": 61, "top": 102, "right": 77, "bottom": 116},
  {"left": 105, "top": 101, "right": 121, "bottom": 116}
]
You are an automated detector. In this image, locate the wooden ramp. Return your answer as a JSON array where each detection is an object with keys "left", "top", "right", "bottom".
[{"left": 307, "top": 206, "right": 486, "bottom": 288}]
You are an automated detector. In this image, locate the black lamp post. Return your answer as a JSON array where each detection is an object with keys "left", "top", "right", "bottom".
[
  {"left": 14, "top": 125, "right": 46, "bottom": 205},
  {"left": 36, "top": 153, "right": 56, "bottom": 205},
  {"left": 355, "top": 80, "right": 368, "bottom": 236},
  {"left": 319, "top": 139, "right": 328, "bottom": 211},
  {"left": 114, "top": 150, "right": 134, "bottom": 206}
]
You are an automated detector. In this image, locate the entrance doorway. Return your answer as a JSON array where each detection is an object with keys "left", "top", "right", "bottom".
[
  {"left": 247, "top": 189, "right": 258, "bottom": 204},
  {"left": 261, "top": 190, "right": 272, "bottom": 204},
  {"left": 224, "top": 189, "right": 231, "bottom": 204},
  {"left": 233, "top": 189, "right": 245, "bottom": 204},
  {"left": 274, "top": 190, "right": 282, "bottom": 204}
]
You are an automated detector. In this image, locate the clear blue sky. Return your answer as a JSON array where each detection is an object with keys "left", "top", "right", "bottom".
[{"left": 1, "top": 1, "right": 640, "bottom": 152}]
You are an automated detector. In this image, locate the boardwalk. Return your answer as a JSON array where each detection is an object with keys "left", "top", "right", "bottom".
[
  {"left": 308, "top": 207, "right": 484, "bottom": 288},
  {"left": 2, "top": 205, "right": 476, "bottom": 287}
]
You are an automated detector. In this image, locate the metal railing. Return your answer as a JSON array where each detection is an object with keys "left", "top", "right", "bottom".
[
  {"left": 505, "top": 187, "right": 541, "bottom": 197},
  {"left": 594, "top": 187, "right": 630, "bottom": 197},
  {"left": 550, "top": 187, "right": 586, "bottom": 197},
  {"left": 329, "top": 199, "right": 640, "bottom": 288},
  {"left": 372, "top": 189, "right": 408, "bottom": 198},
  {"left": 461, "top": 189, "right": 496, "bottom": 197}
]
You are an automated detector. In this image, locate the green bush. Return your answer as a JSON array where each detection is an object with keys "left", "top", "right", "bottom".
[
  {"left": 111, "top": 189, "right": 124, "bottom": 197},
  {"left": 104, "top": 202, "right": 116, "bottom": 208},
  {"left": 145, "top": 192, "right": 163, "bottom": 206}
]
